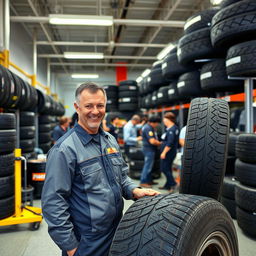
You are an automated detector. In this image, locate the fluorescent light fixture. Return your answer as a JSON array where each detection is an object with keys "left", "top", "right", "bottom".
[
  {"left": 157, "top": 43, "right": 175, "bottom": 60},
  {"left": 141, "top": 69, "right": 151, "bottom": 77},
  {"left": 71, "top": 74, "right": 99, "bottom": 79},
  {"left": 64, "top": 52, "right": 104, "bottom": 59},
  {"left": 210, "top": 0, "right": 223, "bottom": 5},
  {"left": 49, "top": 14, "right": 113, "bottom": 26},
  {"left": 136, "top": 76, "right": 143, "bottom": 83}
]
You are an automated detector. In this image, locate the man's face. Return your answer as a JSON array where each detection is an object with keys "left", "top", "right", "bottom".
[{"left": 74, "top": 89, "right": 106, "bottom": 134}]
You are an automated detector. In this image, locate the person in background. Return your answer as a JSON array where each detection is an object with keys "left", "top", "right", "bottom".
[
  {"left": 140, "top": 116, "right": 162, "bottom": 188},
  {"left": 70, "top": 112, "right": 78, "bottom": 128},
  {"left": 159, "top": 112, "right": 179, "bottom": 193},
  {"left": 123, "top": 115, "right": 143, "bottom": 155},
  {"left": 102, "top": 115, "right": 120, "bottom": 141},
  {"left": 42, "top": 82, "right": 160, "bottom": 256},
  {"left": 179, "top": 125, "right": 187, "bottom": 155},
  {"left": 52, "top": 116, "right": 70, "bottom": 143}
]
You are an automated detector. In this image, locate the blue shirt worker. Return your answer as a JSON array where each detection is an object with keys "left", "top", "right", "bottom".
[
  {"left": 52, "top": 116, "right": 70, "bottom": 143},
  {"left": 140, "top": 116, "right": 161, "bottom": 188},
  {"left": 102, "top": 115, "right": 119, "bottom": 141},
  {"left": 41, "top": 82, "right": 160, "bottom": 256},
  {"left": 159, "top": 112, "right": 179, "bottom": 193},
  {"left": 123, "top": 115, "right": 142, "bottom": 155}
]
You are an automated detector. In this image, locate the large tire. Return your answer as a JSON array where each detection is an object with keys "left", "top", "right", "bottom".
[
  {"left": 180, "top": 98, "right": 230, "bottom": 200},
  {"left": 221, "top": 176, "right": 238, "bottom": 199},
  {"left": 211, "top": 0, "right": 256, "bottom": 49},
  {"left": 109, "top": 194, "right": 238, "bottom": 256}
]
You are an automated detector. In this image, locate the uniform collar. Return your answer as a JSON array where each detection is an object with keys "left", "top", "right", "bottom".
[{"left": 74, "top": 122, "right": 109, "bottom": 145}]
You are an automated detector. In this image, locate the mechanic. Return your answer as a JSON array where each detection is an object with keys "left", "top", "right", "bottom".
[
  {"left": 159, "top": 112, "right": 179, "bottom": 193},
  {"left": 41, "top": 82, "right": 160, "bottom": 256},
  {"left": 140, "top": 115, "right": 161, "bottom": 188}
]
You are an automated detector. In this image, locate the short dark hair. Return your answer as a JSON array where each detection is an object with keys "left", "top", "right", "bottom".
[
  {"left": 75, "top": 82, "right": 107, "bottom": 103},
  {"left": 59, "top": 116, "right": 69, "bottom": 125},
  {"left": 148, "top": 115, "right": 161, "bottom": 123},
  {"left": 164, "top": 112, "right": 176, "bottom": 122},
  {"left": 111, "top": 116, "right": 119, "bottom": 122}
]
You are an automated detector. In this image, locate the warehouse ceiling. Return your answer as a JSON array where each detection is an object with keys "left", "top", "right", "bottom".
[{"left": 10, "top": 0, "right": 213, "bottom": 74}]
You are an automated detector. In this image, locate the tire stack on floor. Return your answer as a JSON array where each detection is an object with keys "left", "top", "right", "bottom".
[
  {"left": 20, "top": 112, "right": 37, "bottom": 159},
  {"left": 103, "top": 85, "right": 118, "bottom": 112},
  {"left": 127, "top": 147, "right": 144, "bottom": 180},
  {"left": 0, "top": 113, "right": 16, "bottom": 220},
  {"left": 109, "top": 98, "right": 239, "bottom": 256},
  {"left": 38, "top": 115, "right": 53, "bottom": 154},
  {"left": 235, "top": 133, "right": 256, "bottom": 237}
]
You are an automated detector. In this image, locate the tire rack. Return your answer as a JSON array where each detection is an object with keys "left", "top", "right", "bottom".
[
  {"left": 0, "top": 50, "right": 45, "bottom": 228},
  {"left": 146, "top": 86, "right": 256, "bottom": 133}
]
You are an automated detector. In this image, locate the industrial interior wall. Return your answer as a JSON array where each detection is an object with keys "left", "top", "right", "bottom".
[{"left": 9, "top": 22, "right": 47, "bottom": 86}]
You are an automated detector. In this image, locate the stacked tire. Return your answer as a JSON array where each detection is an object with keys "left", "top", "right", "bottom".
[
  {"left": 0, "top": 113, "right": 16, "bottom": 220},
  {"left": 235, "top": 133, "right": 256, "bottom": 237},
  {"left": 20, "top": 112, "right": 37, "bottom": 159},
  {"left": 38, "top": 115, "right": 53, "bottom": 154},
  {"left": 127, "top": 147, "right": 144, "bottom": 179},
  {"left": 103, "top": 85, "right": 118, "bottom": 112},
  {"left": 118, "top": 80, "right": 138, "bottom": 111}
]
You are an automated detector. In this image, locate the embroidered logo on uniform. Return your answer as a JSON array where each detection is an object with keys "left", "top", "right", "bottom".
[
  {"left": 149, "top": 131, "right": 154, "bottom": 136},
  {"left": 107, "top": 147, "right": 118, "bottom": 154}
]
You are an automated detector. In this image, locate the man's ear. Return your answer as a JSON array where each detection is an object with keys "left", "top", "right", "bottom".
[{"left": 74, "top": 101, "right": 79, "bottom": 111}]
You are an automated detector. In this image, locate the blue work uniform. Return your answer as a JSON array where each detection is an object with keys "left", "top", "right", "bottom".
[
  {"left": 41, "top": 123, "right": 137, "bottom": 256},
  {"left": 160, "top": 124, "right": 179, "bottom": 189},
  {"left": 108, "top": 123, "right": 118, "bottom": 141},
  {"left": 140, "top": 123, "right": 158, "bottom": 184},
  {"left": 52, "top": 125, "right": 66, "bottom": 142}
]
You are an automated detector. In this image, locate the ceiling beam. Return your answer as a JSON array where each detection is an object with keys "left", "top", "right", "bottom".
[{"left": 50, "top": 62, "right": 151, "bottom": 67}]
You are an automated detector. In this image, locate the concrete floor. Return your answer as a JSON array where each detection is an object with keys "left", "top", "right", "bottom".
[{"left": 0, "top": 176, "right": 255, "bottom": 256}]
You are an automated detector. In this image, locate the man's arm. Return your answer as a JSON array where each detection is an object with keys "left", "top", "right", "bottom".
[
  {"left": 102, "top": 119, "right": 110, "bottom": 132},
  {"left": 123, "top": 125, "right": 141, "bottom": 144},
  {"left": 160, "top": 145, "right": 171, "bottom": 159},
  {"left": 41, "top": 146, "right": 79, "bottom": 253},
  {"left": 149, "top": 137, "right": 161, "bottom": 146}
]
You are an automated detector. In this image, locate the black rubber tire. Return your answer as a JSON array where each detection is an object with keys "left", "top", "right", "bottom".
[
  {"left": 184, "top": 8, "right": 219, "bottom": 35},
  {"left": 211, "top": 0, "right": 256, "bottom": 49},
  {"left": 228, "top": 132, "right": 241, "bottom": 156},
  {"left": 118, "top": 103, "right": 138, "bottom": 111},
  {"left": 129, "top": 159, "right": 144, "bottom": 171},
  {"left": 39, "top": 123, "right": 52, "bottom": 132},
  {"left": 103, "top": 85, "right": 118, "bottom": 92},
  {"left": 226, "top": 40, "right": 256, "bottom": 77},
  {"left": 118, "top": 97, "right": 138, "bottom": 104},
  {"left": 220, "top": 0, "right": 242, "bottom": 8},
  {"left": 200, "top": 59, "right": 244, "bottom": 92},
  {"left": 39, "top": 132, "right": 52, "bottom": 144},
  {"left": 119, "top": 80, "right": 137, "bottom": 86},
  {"left": 148, "top": 68, "right": 169, "bottom": 90},
  {"left": 128, "top": 147, "right": 144, "bottom": 161},
  {"left": 180, "top": 98, "right": 230, "bottom": 200},
  {"left": 0, "top": 113, "right": 16, "bottom": 129},
  {"left": 221, "top": 176, "right": 238, "bottom": 199},
  {"left": 235, "top": 159, "right": 256, "bottom": 187},
  {"left": 118, "top": 90, "right": 138, "bottom": 98},
  {"left": 167, "top": 82, "right": 180, "bottom": 101},
  {"left": 221, "top": 196, "right": 236, "bottom": 219},
  {"left": 118, "top": 85, "right": 138, "bottom": 92},
  {"left": 20, "top": 126, "right": 36, "bottom": 139},
  {"left": 106, "top": 91, "right": 118, "bottom": 98},
  {"left": 0, "top": 196, "right": 15, "bottom": 220},
  {"left": 39, "top": 115, "right": 53, "bottom": 124},
  {"left": 0, "top": 153, "right": 14, "bottom": 177},
  {"left": 20, "top": 112, "right": 35, "bottom": 126},
  {"left": 20, "top": 139, "right": 35, "bottom": 153},
  {"left": 225, "top": 156, "right": 236, "bottom": 175},
  {"left": 156, "top": 86, "right": 170, "bottom": 105},
  {"left": 128, "top": 169, "right": 141, "bottom": 180},
  {"left": 236, "top": 133, "right": 256, "bottom": 163},
  {"left": 177, "top": 71, "right": 203, "bottom": 97},
  {"left": 39, "top": 142, "right": 52, "bottom": 154},
  {"left": 235, "top": 183, "right": 256, "bottom": 212},
  {"left": 109, "top": 194, "right": 238, "bottom": 256},
  {"left": 0, "top": 175, "right": 14, "bottom": 199},
  {"left": 0, "top": 130, "right": 16, "bottom": 154},
  {"left": 236, "top": 206, "right": 256, "bottom": 237},
  {"left": 178, "top": 28, "right": 223, "bottom": 66}
]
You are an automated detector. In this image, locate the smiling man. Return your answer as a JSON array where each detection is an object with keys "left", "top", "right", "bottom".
[{"left": 41, "top": 82, "right": 160, "bottom": 256}]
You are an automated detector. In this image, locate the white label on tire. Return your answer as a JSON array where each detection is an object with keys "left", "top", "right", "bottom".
[
  {"left": 147, "top": 77, "right": 151, "bottom": 82},
  {"left": 226, "top": 56, "right": 241, "bottom": 67},
  {"left": 129, "top": 86, "right": 137, "bottom": 90},
  {"left": 200, "top": 72, "right": 212, "bottom": 80},
  {"left": 107, "top": 100, "right": 112, "bottom": 104},
  {"left": 168, "top": 89, "right": 175, "bottom": 95},
  {"left": 177, "top": 81, "right": 185, "bottom": 88},
  {"left": 177, "top": 48, "right": 181, "bottom": 56},
  {"left": 152, "top": 96, "right": 156, "bottom": 101},
  {"left": 162, "top": 62, "right": 167, "bottom": 69},
  {"left": 184, "top": 15, "right": 202, "bottom": 30},
  {"left": 157, "top": 92, "right": 163, "bottom": 98},
  {"left": 121, "top": 98, "right": 131, "bottom": 102}
]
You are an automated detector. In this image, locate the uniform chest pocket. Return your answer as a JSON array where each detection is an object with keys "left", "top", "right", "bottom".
[
  {"left": 110, "top": 157, "right": 123, "bottom": 182},
  {"left": 80, "top": 161, "right": 103, "bottom": 191}
]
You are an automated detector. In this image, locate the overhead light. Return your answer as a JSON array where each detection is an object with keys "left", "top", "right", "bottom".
[
  {"left": 157, "top": 43, "right": 175, "bottom": 60},
  {"left": 71, "top": 74, "right": 99, "bottom": 79},
  {"left": 136, "top": 76, "right": 143, "bottom": 83},
  {"left": 210, "top": 0, "right": 223, "bottom": 5},
  {"left": 64, "top": 52, "right": 104, "bottom": 59},
  {"left": 49, "top": 14, "right": 113, "bottom": 26},
  {"left": 141, "top": 69, "right": 151, "bottom": 77}
]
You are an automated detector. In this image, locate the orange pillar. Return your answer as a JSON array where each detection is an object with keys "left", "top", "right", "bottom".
[{"left": 116, "top": 62, "right": 127, "bottom": 85}]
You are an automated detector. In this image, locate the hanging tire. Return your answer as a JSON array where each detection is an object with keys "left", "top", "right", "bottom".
[
  {"left": 235, "top": 133, "right": 256, "bottom": 163},
  {"left": 180, "top": 98, "right": 230, "bottom": 200},
  {"left": 109, "top": 194, "right": 238, "bottom": 256},
  {"left": 211, "top": 0, "right": 256, "bottom": 49},
  {"left": 226, "top": 40, "right": 256, "bottom": 77}
]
